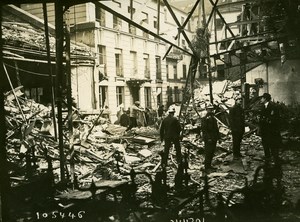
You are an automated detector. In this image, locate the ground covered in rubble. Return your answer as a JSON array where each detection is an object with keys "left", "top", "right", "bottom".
[{"left": 3, "top": 86, "right": 300, "bottom": 221}]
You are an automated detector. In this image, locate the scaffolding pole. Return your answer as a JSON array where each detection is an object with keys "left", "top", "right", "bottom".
[
  {"left": 43, "top": 2, "right": 58, "bottom": 140},
  {"left": 55, "top": 1, "right": 66, "bottom": 183}
]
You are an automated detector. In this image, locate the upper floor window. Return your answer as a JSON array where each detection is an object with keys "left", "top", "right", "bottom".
[
  {"left": 116, "top": 86, "right": 125, "bottom": 107},
  {"left": 130, "top": 51, "right": 137, "bottom": 76},
  {"left": 98, "top": 45, "right": 107, "bottom": 76},
  {"left": 98, "top": 45, "right": 106, "bottom": 65},
  {"left": 156, "top": 56, "right": 162, "bottom": 80},
  {"left": 113, "top": 15, "right": 122, "bottom": 30},
  {"left": 141, "top": 12, "right": 149, "bottom": 24},
  {"left": 115, "top": 49, "right": 123, "bottom": 77},
  {"left": 96, "top": 8, "right": 105, "bottom": 26},
  {"left": 128, "top": 6, "right": 136, "bottom": 14},
  {"left": 183, "top": 64, "right": 187, "bottom": 79},
  {"left": 154, "top": 16, "right": 158, "bottom": 29},
  {"left": 173, "top": 65, "right": 177, "bottom": 79},
  {"left": 144, "top": 54, "right": 150, "bottom": 79},
  {"left": 166, "top": 64, "right": 169, "bottom": 79}
]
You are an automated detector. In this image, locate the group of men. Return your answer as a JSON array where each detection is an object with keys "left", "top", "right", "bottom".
[{"left": 160, "top": 92, "right": 282, "bottom": 173}]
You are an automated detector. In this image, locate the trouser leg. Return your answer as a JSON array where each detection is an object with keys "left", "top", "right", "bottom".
[
  {"left": 162, "top": 139, "right": 171, "bottom": 167},
  {"left": 232, "top": 132, "right": 242, "bottom": 157},
  {"left": 270, "top": 135, "right": 280, "bottom": 165},
  {"left": 261, "top": 135, "right": 271, "bottom": 160},
  {"left": 204, "top": 140, "right": 216, "bottom": 169},
  {"left": 173, "top": 138, "right": 182, "bottom": 165}
]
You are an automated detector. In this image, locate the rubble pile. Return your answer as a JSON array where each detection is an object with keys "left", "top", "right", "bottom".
[{"left": 3, "top": 85, "right": 300, "bottom": 221}]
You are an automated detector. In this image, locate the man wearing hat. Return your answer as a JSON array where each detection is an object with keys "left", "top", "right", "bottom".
[
  {"left": 129, "top": 101, "right": 143, "bottom": 130},
  {"left": 160, "top": 107, "right": 182, "bottom": 168},
  {"left": 259, "top": 93, "right": 282, "bottom": 165},
  {"left": 201, "top": 104, "right": 220, "bottom": 172},
  {"left": 229, "top": 96, "right": 245, "bottom": 159}
]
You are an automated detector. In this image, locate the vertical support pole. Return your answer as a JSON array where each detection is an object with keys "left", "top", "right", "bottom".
[
  {"left": 55, "top": 1, "right": 66, "bottom": 183},
  {"left": 43, "top": 2, "right": 58, "bottom": 140},
  {"left": 202, "top": 0, "right": 214, "bottom": 104},
  {"left": 0, "top": 4, "right": 10, "bottom": 221},
  {"left": 214, "top": 9, "right": 218, "bottom": 54},
  {"left": 64, "top": 18, "right": 75, "bottom": 184}
]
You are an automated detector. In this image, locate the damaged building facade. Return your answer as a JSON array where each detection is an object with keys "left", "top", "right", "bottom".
[
  {"left": 2, "top": 4, "right": 95, "bottom": 106},
  {"left": 200, "top": 0, "right": 300, "bottom": 104},
  {"left": 20, "top": 1, "right": 197, "bottom": 121}
]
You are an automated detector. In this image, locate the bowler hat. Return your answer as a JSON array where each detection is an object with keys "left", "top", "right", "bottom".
[{"left": 262, "top": 93, "right": 271, "bottom": 101}]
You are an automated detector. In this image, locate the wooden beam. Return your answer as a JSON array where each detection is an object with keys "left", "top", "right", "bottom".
[
  {"left": 163, "top": 0, "right": 201, "bottom": 59},
  {"left": 209, "top": 0, "right": 235, "bottom": 38},
  {"left": 228, "top": 19, "right": 261, "bottom": 26},
  {"left": 43, "top": 2, "right": 58, "bottom": 140},
  {"left": 162, "top": 0, "right": 196, "bottom": 55}
]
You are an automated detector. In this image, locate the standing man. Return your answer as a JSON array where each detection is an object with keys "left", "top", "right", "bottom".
[
  {"left": 259, "top": 93, "right": 282, "bottom": 165},
  {"left": 129, "top": 101, "right": 143, "bottom": 129},
  {"left": 158, "top": 104, "right": 164, "bottom": 118},
  {"left": 160, "top": 107, "right": 182, "bottom": 168},
  {"left": 201, "top": 105, "right": 220, "bottom": 172},
  {"left": 229, "top": 96, "right": 245, "bottom": 159}
]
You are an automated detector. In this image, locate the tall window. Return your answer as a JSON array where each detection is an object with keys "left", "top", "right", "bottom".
[
  {"left": 153, "top": 16, "right": 157, "bottom": 29},
  {"left": 96, "top": 8, "right": 105, "bottom": 26},
  {"left": 182, "top": 64, "right": 187, "bottom": 79},
  {"left": 156, "top": 56, "right": 161, "bottom": 80},
  {"left": 141, "top": 12, "right": 149, "bottom": 24},
  {"left": 99, "top": 86, "right": 108, "bottom": 108},
  {"left": 144, "top": 54, "right": 150, "bottom": 79},
  {"left": 166, "top": 64, "right": 169, "bottom": 79},
  {"left": 173, "top": 65, "right": 177, "bottom": 79},
  {"left": 144, "top": 87, "right": 151, "bottom": 108},
  {"left": 129, "top": 24, "right": 136, "bottom": 34},
  {"left": 174, "top": 86, "right": 180, "bottom": 102},
  {"left": 113, "top": 15, "right": 122, "bottom": 30},
  {"left": 98, "top": 44, "right": 107, "bottom": 82},
  {"left": 116, "top": 86, "right": 124, "bottom": 107},
  {"left": 130, "top": 51, "right": 137, "bottom": 76},
  {"left": 156, "top": 87, "right": 162, "bottom": 105},
  {"left": 98, "top": 45, "right": 106, "bottom": 69},
  {"left": 115, "top": 49, "right": 123, "bottom": 77}
]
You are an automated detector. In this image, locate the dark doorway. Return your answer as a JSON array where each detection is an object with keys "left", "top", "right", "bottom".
[{"left": 131, "top": 87, "right": 140, "bottom": 103}]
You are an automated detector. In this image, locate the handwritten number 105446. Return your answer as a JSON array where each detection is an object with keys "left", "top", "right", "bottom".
[{"left": 36, "top": 211, "right": 86, "bottom": 220}]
